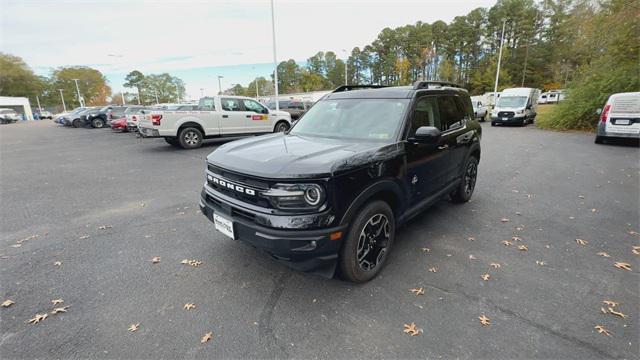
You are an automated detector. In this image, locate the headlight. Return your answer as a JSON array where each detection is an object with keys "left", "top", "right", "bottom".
[
  {"left": 262, "top": 183, "right": 325, "bottom": 210},
  {"left": 516, "top": 110, "right": 524, "bottom": 114}
]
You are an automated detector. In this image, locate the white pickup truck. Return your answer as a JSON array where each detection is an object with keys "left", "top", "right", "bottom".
[{"left": 138, "top": 96, "right": 292, "bottom": 149}]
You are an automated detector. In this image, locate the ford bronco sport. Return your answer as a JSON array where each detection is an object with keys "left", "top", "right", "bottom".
[{"left": 199, "top": 81, "right": 481, "bottom": 282}]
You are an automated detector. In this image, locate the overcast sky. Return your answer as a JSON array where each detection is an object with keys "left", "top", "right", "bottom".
[{"left": 2, "top": 0, "right": 496, "bottom": 99}]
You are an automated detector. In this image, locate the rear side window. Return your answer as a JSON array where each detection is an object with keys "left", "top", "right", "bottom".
[
  {"left": 221, "top": 98, "right": 241, "bottom": 111},
  {"left": 411, "top": 96, "right": 440, "bottom": 136},
  {"left": 437, "top": 96, "right": 463, "bottom": 131},
  {"left": 200, "top": 98, "right": 216, "bottom": 111},
  {"left": 612, "top": 95, "right": 640, "bottom": 113}
]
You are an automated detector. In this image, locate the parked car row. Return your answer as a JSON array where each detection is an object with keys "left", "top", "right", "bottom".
[{"left": 0, "top": 108, "right": 22, "bottom": 124}]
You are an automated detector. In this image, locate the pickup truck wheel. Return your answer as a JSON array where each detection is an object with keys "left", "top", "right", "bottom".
[
  {"left": 339, "top": 200, "right": 395, "bottom": 283},
  {"left": 178, "top": 127, "right": 203, "bottom": 149},
  {"left": 91, "top": 118, "right": 104, "bottom": 128},
  {"left": 274, "top": 121, "right": 290, "bottom": 133},
  {"left": 451, "top": 156, "right": 478, "bottom": 203},
  {"left": 72, "top": 119, "right": 83, "bottom": 128}
]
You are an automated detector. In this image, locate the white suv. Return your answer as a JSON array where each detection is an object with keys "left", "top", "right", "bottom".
[
  {"left": 595, "top": 92, "right": 640, "bottom": 144},
  {"left": 138, "top": 96, "right": 292, "bottom": 149}
]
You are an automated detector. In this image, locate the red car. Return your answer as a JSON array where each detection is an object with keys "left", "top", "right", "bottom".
[{"left": 110, "top": 117, "right": 128, "bottom": 132}]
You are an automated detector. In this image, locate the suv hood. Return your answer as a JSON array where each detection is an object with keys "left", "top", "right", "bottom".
[{"left": 207, "top": 133, "right": 402, "bottom": 179}]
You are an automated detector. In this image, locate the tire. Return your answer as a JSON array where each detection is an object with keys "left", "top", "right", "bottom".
[
  {"left": 274, "top": 121, "right": 290, "bottom": 132},
  {"left": 595, "top": 136, "right": 605, "bottom": 144},
  {"left": 450, "top": 156, "right": 478, "bottom": 203},
  {"left": 91, "top": 118, "right": 104, "bottom": 128},
  {"left": 72, "top": 119, "right": 83, "bottom": 128},
  {"left": 521, "top": 118, "right": 527, "bottom": 126},
  {"left": 165, "top": 137, "right": 180, "bottom": 147},
  {"left": 338, "top": 200, "right": 395, "bottom": 283},
  {"left": 178, "top": 127, "right": 203, "bottom": 149},
  {"left": 491, "top": 122, "right": 496, "bottom": 126}
]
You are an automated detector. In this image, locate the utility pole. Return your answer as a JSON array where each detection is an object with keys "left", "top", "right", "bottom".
[
  {"left": 217, "top": 75, "right": 224, "bottom": 95},
  {"left": 342, "top": 49, "right": 348, "bottom": 85},
  {"left": 36, "top": 95, "right": 42, "bottom": 112},
  {"left": 270, "top": 0, "right": 279, "bottom": 111},
  {"left": 175, "top": 83, "right": 181, "bottom": 103},
  {"left": 493, "top": 20, "right": 507, "bottom": 107},
  {"left": 72, "top": 78, "right": 83, "bottom": 107},
  {"left": 521, "top": 43, "right": 531, "bottom": 87},
  {"left": 121, "top": 91, "right": 126, "bottom": 105},
  {"left": 58, "top": 89, "right": 67, "bottom": 112},
  {"left": 154, "top": 89, "right": 159, "bottom": 104},
  {"left": 136, "top": 88, "right": 141, "bottom": 105}
]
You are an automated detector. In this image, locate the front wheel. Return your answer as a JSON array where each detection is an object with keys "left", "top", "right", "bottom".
[
  {"left": 72, "top": 119, "right": 83, "bottom": 128},
  {"left": 274, "top": 121, "right": 290, "bottom": 133},
  {"left": 338, "top": 200, "right": 395, "bottom": 283},
  {"left": 91, "top": 118, "right": 104, "bottom": 128},
  {"left": 178, "top": 127, "right": 203, "bottom": 149},
  {"left": 451, "top": 156, "right": 478, "bottom": 203}
]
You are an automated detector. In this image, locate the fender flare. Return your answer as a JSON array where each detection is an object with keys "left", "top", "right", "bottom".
[{"left": 339, "top": 179, "right": 405, "bottom": 226}]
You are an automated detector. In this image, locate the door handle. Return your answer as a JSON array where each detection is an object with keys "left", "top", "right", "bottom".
[
  {"left": 222, "top": 115, "right": 228, "bottom": 118},
  {"left": 245, "top": 115, "right": 251, "bottom": 118},
  {"left": 437, "top": 144, "right": 449, "bottom": 150}
]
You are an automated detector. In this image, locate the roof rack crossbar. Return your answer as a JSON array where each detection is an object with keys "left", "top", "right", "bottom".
[
  {"left": 332, "top": 85, "right": 388, "bottom": 93},
  {"left": 413, "top": 81, "right": 464, "bottom": 90}
]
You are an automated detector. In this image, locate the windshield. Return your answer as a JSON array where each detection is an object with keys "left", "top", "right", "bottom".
[
  {"left": 497, "top": 96, "right": 528, "bottom": 108},
  {"left": 290, "top": 98, "right": 409, "bottom": 141}
]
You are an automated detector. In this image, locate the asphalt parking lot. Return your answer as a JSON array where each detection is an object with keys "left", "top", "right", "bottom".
[{"left": 1, "top": 120, "right": 638, "bottom": 359}]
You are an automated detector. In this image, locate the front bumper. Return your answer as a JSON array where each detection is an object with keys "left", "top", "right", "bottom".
[
  {"left": 491, "top": 115, "right": 525, "bottom": 124},
  {"left": 199, "top": 187, "right": 346, "bottom": 275}
]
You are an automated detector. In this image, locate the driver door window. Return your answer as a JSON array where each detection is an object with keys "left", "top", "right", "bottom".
[{"left": 410, "top": 96, "right": 440, "bottom": 137}]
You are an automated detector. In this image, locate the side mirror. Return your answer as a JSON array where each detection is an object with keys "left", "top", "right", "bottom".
[
  {"left": 411, "top": 126, "right": 441, "bottom": 144},
  {"left": 526, "top": 104, "right": 532, "bottom": 110},
  {"left": 596, "top": 108, "right": 602, "bottom": 115}
]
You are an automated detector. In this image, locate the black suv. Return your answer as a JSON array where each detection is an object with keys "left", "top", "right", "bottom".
[{"left": 199, "top": 81, "right": 481, "bottom": 282}]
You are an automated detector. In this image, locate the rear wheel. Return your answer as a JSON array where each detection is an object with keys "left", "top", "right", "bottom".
[
  {"left": 595, "top": 136, "right": 605, "bottom": 144},
  {"left": 339, "top": 200, "right": 395, "bottom": 283},
  {"left": 274, "top": 121, "right": 290, "bottom": 133},
  {"left": 91, "top": 118, "right": 104, "bottom": 128},
  {"left": 451, "top": 156, "right": 478, "bottom": 203},
  {"left": 178, "top": 127, "right": 203, "bottom": 149}
]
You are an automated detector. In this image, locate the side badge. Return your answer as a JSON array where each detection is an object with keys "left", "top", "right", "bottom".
[{"left": 411, "top": 175, "right": 418, "bottom": 185}]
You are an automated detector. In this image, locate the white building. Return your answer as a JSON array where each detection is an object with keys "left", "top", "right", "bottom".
[{"left": 0, "top": 96, "right": 34, "bottom": 120}]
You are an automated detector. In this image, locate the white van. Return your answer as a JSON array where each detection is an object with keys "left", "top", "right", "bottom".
[
  {"left": 490, "top": 87, "right": 541, "bottom": 126},
  {"left": 595, "top": 92, "right": 640, "bottom": 144}
]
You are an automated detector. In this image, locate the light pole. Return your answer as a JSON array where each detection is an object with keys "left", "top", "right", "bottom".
[
  {"left": 72, "top": 78, "right": 83, "bottom": 107},
  {"left": 154, "top": 89, "right": 159, "bottom": 104},
  {"left": 342, "top": 49, "right": 348, "bottom": 85},
  {"left": 200, "top": 88, "right": 204, "bottom": 98},
  {"left": 270, "top": 0, "right": 279, "bottom": 111},
  {"left": 493, "top": 20, "right": 507, "bottom": 107},
  {"left": 121, "top": 90, "right": 126, "bottom": 105},
  {"left": 175, "top": 83, "right": 181, "bottom": 103},
  {"left": 58, "top": 89, "right": 67, "bottom": 112},
  {"left": 217, "top": 75, "right": 224, "bottom": 95},
  {"left": 36, "top": 95, "right": 42, "bottom": 112}
]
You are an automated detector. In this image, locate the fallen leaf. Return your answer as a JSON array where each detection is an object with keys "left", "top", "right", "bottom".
[
  {"left": 578, "top": 195, "right": 585, "bottom": 199},
  {"left": 594, "top": 325, "right": 612, "bottom": 336},
  {"left": 500, "top": 218, "right": 510, "bottom": 223},
  {"left": 628, "top": 230, "right": 639, "bottom": 236},
  {"left": 518, "top": 244, "right": 528, "bottom": 251},
  {"left": 27, "top": 313, "right": 47, "bottom": 324},
  {"left": 512, "top": 236, "right": 522, "bottom": 242},
  {"left": 181, "top": 259, "right": 203, "bottom": 267},
  {"left": 613, "top": 262, "right": 632, "bottom": 271},
  {"left": 535, "top": 260, "right": 546, "bottom": 266},
  {"left": 481, "top": 274, "right": 490, "bottom": 281},
  {"left": 428, "top": 267, "right": 438, "bottom": 273},
  {"left": 607, "top": 307, "right": 627, "bottom": 319},
  {"left": 201, "top": 331, "right": 214, "bottom": 343},
  {"left": 51, "top": 299, "right": 64, "bottom": 305},
  {"left": 53, "top": 261, "right": 62, "bottom": 266},
  {"left": 151, "top": 257, "right": 161, "bottom": 264},
  {"left": 478, "top": 315, "right": 490, "bottom": 326},
  {"left": 501, "top": 241, "right": 512, "bottom": 246},
  {"left": 515, "top": 226, "right": 524, "bottom": 231},
  {"left": 128, "top": 323, "right": 140, "bottom": 332},
  {"left": 467, "top": 237, "right": 476, "bottom": 241},
  {"left": 10, "top": 244, "right": 22, "bottom": 248},
  {"left": 603, "top": 300, "right": 619, "bottom": 307},
  {"left": 51, "top": 306, "right": 69, "bottom": 315},
  {"left": 597, "top": 252, "right": 611, "bottom": 258},
  {"left": 632, "top": 246, "right": 640, "bottom": 255},
  {"left": 140, "top": 202, "right": 146, "bottom": 207},
  {"left": 2, "top": 299, "right": 14, "bottom": 307},
  {"left": 469, "top": 254, "right": 476, "bottom": 260},
  {"left": 576, "top": 238, "right": 588, "bottom": 246},
  {"left": 420, "top": 247, "right": 430, "bottom": 253},
  {"left": 79, "top": 235, "right": 90, "bottom": 239},
  {"left": 600, "top": 307, "right": 608, "bottom": 314},
  {"left": 98, "top": 225, "right": 112, "bottom": 230},
  {"left": 591, "top": 208, "right": 597, "bottom": 213},
  {"left": 515, "top": 212, "right": 522, "bottom": 216},
  {"left": 177, "top": 211, "right": 186, "bottom": 215},
  {"left": 403, "top": 322, "right": 422, "bottom": 336},
  {"left": 409, "top": 288, "right": 425, "bottom": 296},
  {"left": 184, "top": 303, "right": 196, "bottom": 310}
]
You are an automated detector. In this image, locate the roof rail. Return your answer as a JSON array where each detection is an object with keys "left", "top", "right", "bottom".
[
  {"left": 332, "top": 85, "right": 387, "bottom": 93},
  {"left": 413, "top": 81, "right": 465, "bottom": 90}
]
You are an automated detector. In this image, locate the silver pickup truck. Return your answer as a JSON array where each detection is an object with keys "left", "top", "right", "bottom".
[{"left": 138, "top": 96, "right": 292, "bottom": 149}]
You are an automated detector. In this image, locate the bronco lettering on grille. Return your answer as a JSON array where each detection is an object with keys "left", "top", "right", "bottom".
[{"left": 207, "top": 174, "right": 256, "bottom": 196}]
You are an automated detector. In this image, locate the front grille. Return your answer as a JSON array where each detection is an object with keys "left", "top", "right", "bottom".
[
  {"left": 206, "top": 167, "right": 272, "bottom": 208},
  {"left": 498, "top": 111, "right": 515, "bottom": 118},
  {"left": 208, "top": 164, "right": 270, "bottom": 189}
]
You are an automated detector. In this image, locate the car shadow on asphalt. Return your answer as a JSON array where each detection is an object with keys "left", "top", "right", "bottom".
[{"left": 597, "top": 138, "right": 640, "bottom": 147}]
